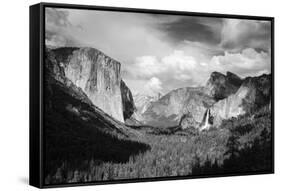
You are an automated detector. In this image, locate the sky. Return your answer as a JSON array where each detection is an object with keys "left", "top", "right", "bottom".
[{"left": 45, "top": 7, "right": 271, "bottom": 96}]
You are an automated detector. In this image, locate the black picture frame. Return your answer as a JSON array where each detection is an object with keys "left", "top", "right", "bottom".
[{"left": 30, "top": 2, "right": 274, "bottom": 188}]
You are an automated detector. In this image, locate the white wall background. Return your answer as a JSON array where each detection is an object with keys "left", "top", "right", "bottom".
[{"left": 0, "top": 0, "right": 279, "bottom": 190}]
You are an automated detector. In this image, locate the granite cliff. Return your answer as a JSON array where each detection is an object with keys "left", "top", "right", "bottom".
[
  {"left": 121, "top": 80, "right": 136, "bottom": 120},
  {"left": 210, "top": 73, "right": 271, "bottom": 125},
  {"left": 204, "top": 71, "right": 243, "bottom": 101},
  {"left": 49, "top": 47, "right": 135, "bottom": 122}
]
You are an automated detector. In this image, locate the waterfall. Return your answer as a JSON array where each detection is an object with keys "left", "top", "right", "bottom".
[{"left": 201, "top": 108, "right": 210, "bottom": 130}]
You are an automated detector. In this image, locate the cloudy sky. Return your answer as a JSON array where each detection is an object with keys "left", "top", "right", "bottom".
[{"left": 45, "top": 8, "right": 271, "bottom": 96}]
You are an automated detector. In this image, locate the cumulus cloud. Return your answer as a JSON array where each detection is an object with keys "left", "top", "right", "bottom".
[
  {"left": 143, "top": 77, "right": 163, "bottom": 95},
  {"left": 130, "top": 50, "right": 196, "bottom": 78},
  {"left": 126, "top": 47, "right": 270, "bottom": 94},
  {"left": 210, "top": 48, "right": 271, "bottom": 77},
  {"left": 122, "top": 77, "right": 163, "bottom": 97},
  {"left": 126, "top": 50, "right": 207, "bottom": 94}
]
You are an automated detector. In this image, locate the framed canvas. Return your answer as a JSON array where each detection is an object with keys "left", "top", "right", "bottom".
[{"left": 29, "top": 2, "right": 274, "bottom": 188}]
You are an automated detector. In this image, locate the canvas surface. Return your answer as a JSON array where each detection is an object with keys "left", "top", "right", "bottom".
[{"left": 43, "top": 6, "right": 273, "bottom": 186}]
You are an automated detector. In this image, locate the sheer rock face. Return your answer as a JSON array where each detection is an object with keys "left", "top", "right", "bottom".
[
  {"left": 45, "top": 49, "right": 93, "bottom": 107},
  {"left": 210, "top": 74, "right": 271, "bottom": 125},
  {"left": 49, "top": 47, "right": 135, "bottom": 122},
  {"left": 204, "top": 71, "right": 243, "bottom": 101},
  {"left": 210, "top": 86, "right": 249, "bottom": 126},
  {"left": 142, "top": 87, "right": 215, "bottom": 128},
  {"left": 120, "top": 80, "right": 136, "bottom": 120}
]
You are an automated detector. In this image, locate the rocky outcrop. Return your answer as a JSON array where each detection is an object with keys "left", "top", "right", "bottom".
[
  {"left": 204, "top": 71, "right": 243, "bottom": 101},
  {"left": 179, "top": 112, "right": 199, "bottom": 129},
  {"left": 45, "top": 49, "right": 94, "bottom": 108},
  {"left": 45, "top": 48, "right": 148, "bottom": 136},
  {"left": 49, "top": 47, "right": 135, "bottom": 122},
  {"left": 63, "top": 47, "right": 123, "bottom": 122},
  {"left": 210, "top": 74, "right": 271, "bottom": 126},
  {"left": 120, "top": 80, "right": 136, "bottom": 120},
  {"left": 142, "top": 87, "right": 215, "bottom": 128}
]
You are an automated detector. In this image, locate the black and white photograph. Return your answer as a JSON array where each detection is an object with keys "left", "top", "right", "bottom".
[{"left": 43, "top": 6, "right": 273, "bottom": 186}]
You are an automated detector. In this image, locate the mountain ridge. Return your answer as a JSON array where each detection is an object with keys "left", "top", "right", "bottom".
[
  {"left": 47, "top": 46, "right": 271, "bottom": 131},
  {"left": 138, "top": 70, "right": 271, "bottom": 129}
]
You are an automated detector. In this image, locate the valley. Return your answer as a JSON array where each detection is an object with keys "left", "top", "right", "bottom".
[{"left": 44, "top": 46, "right": 272, "bottom": 184}]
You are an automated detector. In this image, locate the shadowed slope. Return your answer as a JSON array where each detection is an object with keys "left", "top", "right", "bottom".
[{"left": 44, "top": 49, "right": 150, "bottom": 183}]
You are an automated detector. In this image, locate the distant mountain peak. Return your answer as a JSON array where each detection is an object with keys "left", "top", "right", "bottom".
[
  {"left": 210, "top": 71, "right": 224, "bottom": 77},
  {"left": 205, "top": 71, "right": 243, "bottom": 101},
  {"left": 133, "top": 92, "right": 162, "bottom": 116},
  {"left": 226, "top": 71, "right": 241, "bottom": 80},
  {"left": 134, "top": 91, "right": 162, "bottom": 100},
  {"left": 209, "top": 71, "right": 241, "bottom": 80},
  {"left": 226, "top": 71, "right": 236, "bottom": 76}
]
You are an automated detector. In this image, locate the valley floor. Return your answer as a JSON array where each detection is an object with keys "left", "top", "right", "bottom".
[{"left": 45, "top": 107, "right": 272, "bottom": 185}]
